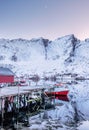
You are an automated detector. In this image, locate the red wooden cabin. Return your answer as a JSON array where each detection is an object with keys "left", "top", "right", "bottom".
[{"left": 0, "top": 67, "right": 14, "bottom": 83}]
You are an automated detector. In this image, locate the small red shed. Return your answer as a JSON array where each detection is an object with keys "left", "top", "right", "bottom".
[{"left": 0, "top": 67, "right": 14, "bottom": 83}]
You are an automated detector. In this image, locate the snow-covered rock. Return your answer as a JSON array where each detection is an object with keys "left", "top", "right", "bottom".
[
  {"left": 77, "top": 120, "right": 89, "bottom": 130},
  {"left": 0, "top": 34, "right": 89, "bottom": 76},
  {"left": 55, "top": 104, "right": 75, "bottom": 124},
  {"left": 68, "top": 81, "right": 89, "bottom": 121}
]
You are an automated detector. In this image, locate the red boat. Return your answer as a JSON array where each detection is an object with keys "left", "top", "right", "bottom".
[{"left": 45, "top": 90, "right": 69, "bottom": 101}]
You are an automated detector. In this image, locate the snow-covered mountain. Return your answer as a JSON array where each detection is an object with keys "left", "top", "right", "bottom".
[{"left": 0, "top": 34, "right": 89, "bottom": 76}]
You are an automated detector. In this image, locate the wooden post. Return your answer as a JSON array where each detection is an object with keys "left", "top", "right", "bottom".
[
  {"left": 17, "top": 80, "right": 20, "bottom": 130},
  {"left": 1, "top": 97, "right": 4, "bottom": 129}
]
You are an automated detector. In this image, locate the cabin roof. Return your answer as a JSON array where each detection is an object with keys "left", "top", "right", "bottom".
[{"left": 0, "top": 67, "right": 14, "bottom": 76}]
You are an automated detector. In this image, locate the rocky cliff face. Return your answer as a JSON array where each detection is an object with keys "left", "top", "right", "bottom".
[{"left": 0, "top": 34, "right": 88, "bottom": 76}]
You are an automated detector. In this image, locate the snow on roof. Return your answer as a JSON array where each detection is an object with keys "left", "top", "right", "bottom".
[{"left": 0, "top": 67, "right": 14, "bottom": 76}]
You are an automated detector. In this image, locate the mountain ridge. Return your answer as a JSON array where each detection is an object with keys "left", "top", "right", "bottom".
[{"left": 0, "top": 34, "right": 88, "bottom": 76}]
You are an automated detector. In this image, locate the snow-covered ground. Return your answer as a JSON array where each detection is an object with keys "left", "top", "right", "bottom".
[{"left": 22, "top": 99, "right": 89, "bottom": 130}]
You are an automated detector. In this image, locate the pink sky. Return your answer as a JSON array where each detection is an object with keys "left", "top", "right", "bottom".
[{"left": 0, "top": 0, "right": 89, "bottom": 40}]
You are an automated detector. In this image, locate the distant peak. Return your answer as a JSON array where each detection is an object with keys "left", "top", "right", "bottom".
[
  {"left": 55, "top": 34, "right": 79, "bottom": 42},
  {"left": 85, "top": 38, "right": 89, "bottom": 42},
  {"left": 30, "top": 37, "right": 49, "bottom": 43},
  {"left": 10, "top": 38, "right": 30, "bottom": 42},
  {"left": 56, "top": 34, "right": 74, "bottom": 40}
]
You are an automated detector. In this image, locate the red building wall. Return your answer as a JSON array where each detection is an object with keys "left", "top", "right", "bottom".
[{"left": 0, "top": 75, "right": 14, "bottom": 83}]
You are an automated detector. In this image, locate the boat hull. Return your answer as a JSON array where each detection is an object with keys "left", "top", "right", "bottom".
[{"left": 45, "top": 90, "right": 69, "bottom": 101}]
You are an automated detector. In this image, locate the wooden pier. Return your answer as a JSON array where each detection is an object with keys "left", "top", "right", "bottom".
[{"left": 0, "top": 85, "right": 55, "bottom": 129}]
